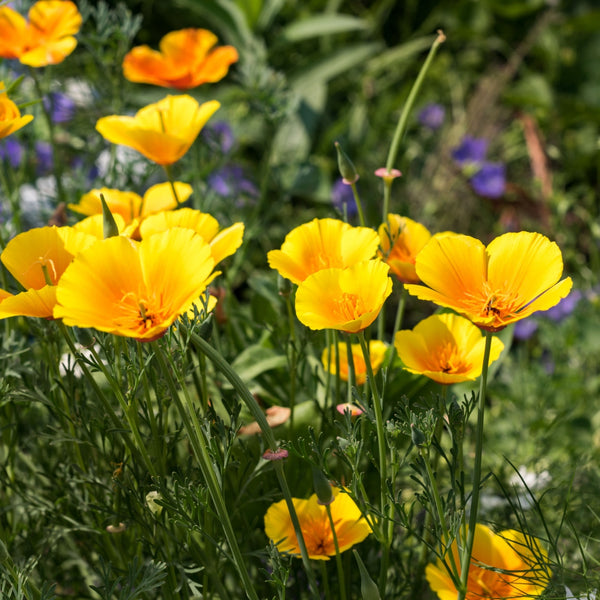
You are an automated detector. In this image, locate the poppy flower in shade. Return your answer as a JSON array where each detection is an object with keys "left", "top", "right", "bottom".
[
  {"left": 404, "top": 231, "right": 573, "bottom": 332},
  {"left": 122, "top": 28, "right": 238, "bottom": 90},
  {"left": 96, "top": 95, "right": 220, "bottom": 165},
  {"left": 139, "top": 208, "right": 244, "bottom": 266},
  {"left": 68, "top": 182, "right": 192, "bottom": 225},
  {"left": 295, "top": 260, "right": 393, "bottom": 333},
  {"left": 264, "top": 487, "right": 372, "bottom": 561},
  {"left": 0, "top": 82, "right": 34, "bottom": 139},
  {"left": 267, "top": 218, "right": 380, "bottom": 285},
  {"left": 322, "top": 340, "right": 388, "bottom": 385},
  {"left": 54, "top": 228, "right": 218, "bottom": 341},
  {"left": 0, "top": 226, "right": 97, "bottom": 319},
  {"left": 378, "top": 214, "right": 432, "bottom": 284},
  {"left": 0, "top": 1, "right": 82, "bottom": 67},
  {"left": 394, "top": 313, "right": 504, "bottom": 385},
  {"left": 426, "top": 523, "right": 551, "bottom": 600}
]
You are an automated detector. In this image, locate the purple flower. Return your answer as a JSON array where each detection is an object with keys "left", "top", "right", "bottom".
[
  {"left": 418, "top": 103, "right": 445, "bottom": 130},
  {"left": 202, "top": 121, "right": 235, "bottom": 154},
  {"left": 543, "top": 290, "right": 582, "bottom": 322},
  {"left": 470, "top": 162, "right": 506, "bottom": 198},
  {"left": 35, "top": 141, "right": 53, "bottom": 175},
  {"left": 207, "top": 164, "right": 258, "bottom": 203},
  {"left": 513, "top": 318, "right": 538, "bottom": 341},
  {"left": 0, "top": 138, "right": 24, "bottom": 168},
  {"left": 331, "top": 178, "right": 357, "bottom": 217},
  {"left": 451, "top": 136, "right": 488, "bottom": 167},
  {"left": 43, "top": 92, "right": 76, "bottom": 124}
]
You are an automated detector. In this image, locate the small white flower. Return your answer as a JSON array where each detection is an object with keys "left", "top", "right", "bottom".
[
  {"left": 59, "top": 344, "right": 100, "bottom": 378},
  {"left": 565, "top": 585, "right": 597, "bottom": 599}
]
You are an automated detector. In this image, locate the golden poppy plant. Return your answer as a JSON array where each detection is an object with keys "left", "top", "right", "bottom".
[
  {"left": 295, "top": 260, "right": 393, "bottom": 333},
  {"left": 96, "top": 95, "right": 220, "bottom": 165},
  {"left": 0, "top": 82, "right": 34, "bottom": 138},
  {"left": 123, "top": 28, "right": 238, "bottom": 90},
  {"left": 378, "top": 214, "right": 432, "bottom": 283},
  {"left": 0, "top": 1, "right": 82, "bottom": 67},
  {"left": 426, "top": 523, "right": 551, "bottom": 600},
  {"left": 405, "top": 231, "right": 573, "bottom": 331},
  {"left": 264, "top": 487, "right": 372, "bottom": 560},
  {"left": 0, "top": 226, "right": 97, "bottom": 319},
  {"left": 394, "top": 313, "right": 504, "bottom": 384},
  {"left": 68, "top": 182, "right": 192, "bottom": 225},
  {"left": 267, "top": 218, "right": 380, "bottom": 285},
  {"left": 322, "top": 340, "right": 388, "bottom": 385},
  {"left": 139, "top": 208, "right": 244, "bottom": 266},
  {"left": 54, "top": 228, "right": 218, "bottom": 341}
]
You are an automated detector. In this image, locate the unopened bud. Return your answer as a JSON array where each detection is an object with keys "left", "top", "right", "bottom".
[
  {"left": 335, "top": 141, "right": 359, "bottom": 184},
  {"left": 312, "top": 466, "right": 334, "bottom": 506},
  {"left": 100, "top": 193, "right": 119, "bottom": 238},
  {"left": 278, "top": 274, "right": 292, "bottom": 298},
  {"left": 411, "top": 423, "right": 426, "bottom": 447}
]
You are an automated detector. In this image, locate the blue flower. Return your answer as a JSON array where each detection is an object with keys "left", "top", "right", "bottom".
[
  {"left": 513, "top": 318, "right": 538, "bottom": 341},
  {"left": 202, "top": 121, "right": 235, "bottom": 155},
  {"left": 35, "top": 141, "right": 53, "bottom": 175},
  {"left": 207, "top": 164, "right": 258, "bottom": 205},
  {"left": 470, "top": 162, "right": 506, "bottom": 198},
  {"left": 43, "top": 92, "right": 76, "bottom": 124},
  {"left": 451, "top": 136, "right": 488, "bottom": 167},
  {"left": 331, "top": 177, "right": 357, "bottom": 217},
  {"left": 417, "top": 103, "right": 445, "bottom": 130},
  {"left": 0, "top": 138, "right": 24, "bottom": 169},
  {"left": 543, "top": 290, "right": 582, "bottom": 322}
]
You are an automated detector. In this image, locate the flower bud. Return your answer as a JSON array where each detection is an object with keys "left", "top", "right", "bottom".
[
  {"left": 312, "top": 466, "right": 334, "bottom": 506},
  {"left": 411, "top": 423, "right": 426, "bottom": 447},
  {"left": 100, "top": 193, "right": 119, "bottom": 238},
  {"left": 335, "top": 141, "right": 359, "bottom": 184}
]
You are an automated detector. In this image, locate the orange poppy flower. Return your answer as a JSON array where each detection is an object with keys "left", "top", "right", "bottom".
[
  {"left": 426, "top": 523, "right": 551, "bottom": 600},
  {"left": 267, "top": 218, "right": 380, "bottom": 285},
  {"left": 96, "top": 95, "right": 220, "bottom": 165},
  {"left": 68, "top": 182, "right": 192, "bottom": 224},
  {"left": 0, "top": 1, "right": 81, "bottom": 67},
  {"left": 0, "top": 82, "right": 34, "bottom": 138},
  {"left": 322, "top": 340, "right": 388, "bottom": 385},
  {"left": 405, "top": 231, "right": 573, "bottom": 331},
  {"left": 0, "top": 226, "right": 96, "bottom": 319},
  {"left": 123, "top": 28, "right": 238, "bottom": 90},
  {"left": 54, "top": 228, "right": 219, "bottom": 341},
  {"left": 295, "top": 260, "right": 393, "bottom": 333},
  {"left": 378, "top": 214, "right": 431, "bottom": 283},
  {"left": 264, "top": 487, "right": 372, "bottom": 560},
  {"left": 139, "top": 208, "right": 244, "bottom": 266},
  {"left": 394, "top": 313, "right": 504, "bottom": 384}
]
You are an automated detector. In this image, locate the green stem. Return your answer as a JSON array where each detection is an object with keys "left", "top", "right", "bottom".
[
  {"left": 350, "top": 182, "right": 366, "bottom": 227},
  {"left": 356, "top": 331, "right": 389, "bottom": 591},
  {"left": 163, "top": 164, "right": 181, "bottom": 206},
  {"left": 284, "top": 294, "right": 297, "bottom": 429},
  {"left": 384, "top": 30, "right": 446, "bottom": 216},
  {"left": 184, "top": 328, "right": 320, "bottom": 595},
  {"left": 326, "top": 503, "right": 347, "bottom": 600},
  {"left": 152, "top": 340, "right": 260, "bottom": 600},
  {"left": 457, "top": 331, "right": 493, "bottom": 600}
]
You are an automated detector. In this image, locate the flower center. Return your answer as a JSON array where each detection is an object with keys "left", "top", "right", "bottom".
[
  {"left": 433, "top": 342, "right": 468, "bottom": 374},
  {"left": 333, "top": 292, "right": 365, "bottom": 323},
  {"left": 463, "top": 282, "right": 523, "bottom": 326}
]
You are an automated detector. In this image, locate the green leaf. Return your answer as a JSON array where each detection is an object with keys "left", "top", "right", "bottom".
[
  {"left": 226, "top": 345, "right": 287, "bottom": 386},
  {"left": 282, "top": 14, "right": 370, "bottom": 42}
]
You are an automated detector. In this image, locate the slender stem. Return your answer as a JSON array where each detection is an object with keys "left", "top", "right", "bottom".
[
  {"left": 350, "top": 182, "right": 366, "bottom": 227},
  {"left": 284, "top": 293, "right": 297, "bottom": 429},
  {"left": 152, "top": 340, "right": 260, "bottom": 600},
  {"left": 385, "top": 30, "right": 446, "bottom": 174},
  {"left": 326, "top": 503, "right": 347, "bottom": 600},
  {"left": 384, "top": 285, "right": 407, "bottom": 370},
  {"left": 457, "top": 331, "right": 493, "bottom": 600},
  {"left": 163, "top": 164, "right": 181, "bottom": 206},
  {"left": 185, "top": 327, "right": 320, "bottom": 595},
  {"left": 356, "top": 331, "right": 390, "bottom": 591}
]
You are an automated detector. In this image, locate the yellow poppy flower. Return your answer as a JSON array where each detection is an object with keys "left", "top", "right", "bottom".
[
  {"left": 0, "top": 226, "right": 96, "bottom": 319},
  {"left": 139, "top": 208, "right": 244, "bottom": 265},
  {"left": 96, "top": 95, "right": 220, "bottom": 165},
  {"left": 295, "top": 260, "right": 392, "bottom": 333},
  {"left": 0, "top": 82, "right": 34, "bottom": 138},
  {"left": 0, "top": 1, "right": 81, "bottom": 67},
  {"left": 426, "top": 523, "right": 551, "bottom": 600},
  {"left": 264, "top": 487, "right": 372, "bottom": 560},
  {"left": 123, "top": 28, "right": 238, "bottom": 90},
  {"left": 322, "top": 340, "right": 388, "bottom": 385},
  {"left": 267, "top": 218, "right": 380, "bottom": 285},
  {"left": 378, "top": 214, "right": 431, "bottom": 283},
  {"left": 394, "top": 313, "right": 504, "bottom": 384},
  {"left": 68, "top": 182, "right": 192, "bottom": 224},
  {"left": 54, "top": 228, "right": 218, "bottom": 341},
  {"left": 405, "top": 231, "right": 573, "bottom": 331}
]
